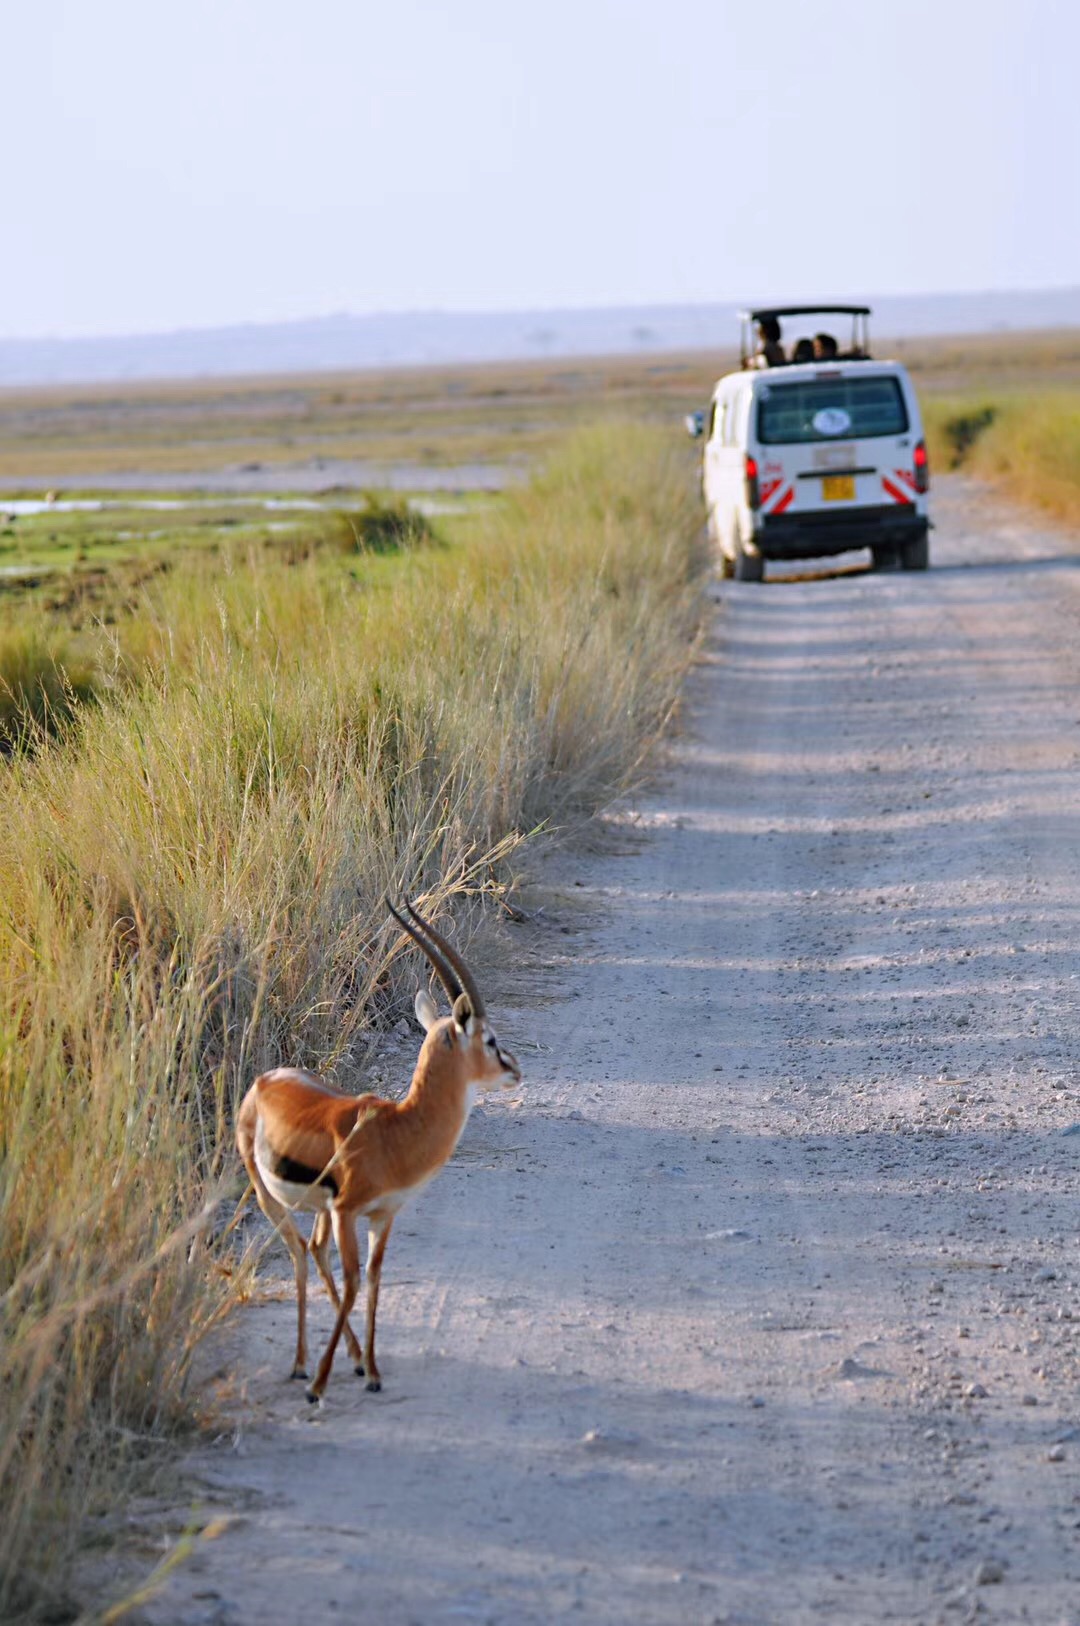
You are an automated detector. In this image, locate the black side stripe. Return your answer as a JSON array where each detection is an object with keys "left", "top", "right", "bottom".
[{"left": 271, "top": 1150, "right": 338, "bottom": 1196}]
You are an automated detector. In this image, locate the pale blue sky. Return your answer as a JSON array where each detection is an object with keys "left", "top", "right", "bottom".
[{"left": 4, "top": 0, "right": 1077, "bottom": 338}]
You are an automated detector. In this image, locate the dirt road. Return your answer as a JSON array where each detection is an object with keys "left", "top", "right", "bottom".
[{"left": 141, "top": 478, "right": 1080, "bottom": 1626}]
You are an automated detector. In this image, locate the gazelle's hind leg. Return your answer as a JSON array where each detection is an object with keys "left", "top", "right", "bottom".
[
  {"left": 309, "top": 1209, "right": 365, "bottom": 1372},
  {"left": 236, "top": 1087, "right": 311, "bottom": 1380},
  {"left": 243, "top": 1161, "right": 312, "bottom": 1381}
]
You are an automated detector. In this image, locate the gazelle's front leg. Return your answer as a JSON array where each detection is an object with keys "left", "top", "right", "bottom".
[
  {"left": 307, "top": 1208, "right": 361, "bottom": 1403},
  {"left": 309, "top": 1209, "right": 365, "bottom": 1373},
  {"left": 361, "top": 1212, "right": 395, "bottom": 1393}
]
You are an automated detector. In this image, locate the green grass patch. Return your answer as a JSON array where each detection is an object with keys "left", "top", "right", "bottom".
[
  {"left": 0, "top": 496, "right": 454, "bottom": 754},
  {"left": 325, "top": 493, "right": 440, "bottom": 553}
]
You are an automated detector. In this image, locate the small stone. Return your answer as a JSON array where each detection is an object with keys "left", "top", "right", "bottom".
[
  {"left": 928, "top": 1280, "right": 945, "bottom": 1296},
  {"left": 580, "top": 1427, "right": 640, "bottom": 1454},
  {"left": 1021, "top": 1394, "right": 1039, "bottom": 1406},
  {"left": 964, "top": 1382, "right": 989, "bottom": 1399},
  {"left": 974, "top": 1559, "right": 1005, "bottom": 1585},
  {"left": 1047, "top": 1443, "right": 1066, "bottom": 1462},
  {"left": 748, "top": 1395, "right": 766, "bottom": 1408},
  {"left": 835, "top": 1357, "right": 881, "bottom": 1380}
]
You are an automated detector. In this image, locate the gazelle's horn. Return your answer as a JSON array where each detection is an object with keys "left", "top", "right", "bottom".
[
  {"left": 404, "top": 897, "right": 486, "bottom": 1020},
  {"left": 386, "top": 897, "right": 463, "bottom": 1004}
]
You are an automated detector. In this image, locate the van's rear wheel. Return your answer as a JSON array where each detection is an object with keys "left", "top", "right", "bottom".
[{"left": 900, "top": 534, "right": 930, "bottom": 571}]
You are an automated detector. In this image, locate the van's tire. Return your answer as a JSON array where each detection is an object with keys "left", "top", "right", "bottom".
[
  {"left": 733, "top": 530, "right": 764, "bottom": 582},
  {"left": 900, "top": 534, "right": 930, "bottom": 571},
  {"left": 871, "top": 546, "right": 897, "bottom": 570}
]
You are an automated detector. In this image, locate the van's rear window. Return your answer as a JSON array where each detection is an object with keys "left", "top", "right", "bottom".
[{"left": 756, "top": 377, "right": 909, "bottom": 444}]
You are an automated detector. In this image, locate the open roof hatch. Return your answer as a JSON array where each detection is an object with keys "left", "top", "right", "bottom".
[{"left": 739, "top": 304, "right": 872, "bottom": 368}]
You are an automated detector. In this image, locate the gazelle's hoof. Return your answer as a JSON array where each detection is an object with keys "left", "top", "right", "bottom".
[
  {"left": 289, "top": 1366, "right": 309, "bottom": 1381},
  {"left": 364, "top": 1377, "right": 382, "bottom": 1393},
  {"left": 353, "top": 1362, "right": 366, "bottom": 1378},
  {"left": 305, "top": 1386, "right": 322, "bottom": 1405}
]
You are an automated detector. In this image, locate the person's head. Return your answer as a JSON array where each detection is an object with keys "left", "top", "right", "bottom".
[
  {"left": 792, "top": 337, "right": 815, "bottom": 363},
  {"left": 758, "top": 316, "right": 782, "bottom": 346},
  {"left": 814, "top": 331, "right": 838, "bottom": 359}
]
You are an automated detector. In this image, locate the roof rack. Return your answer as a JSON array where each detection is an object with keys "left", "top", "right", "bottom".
[
  {"left": 740, "top": 304, "right": 871, "bottom": 321},
  {"left": 740, "top": 304, "right": 872, "bottom": 367}
]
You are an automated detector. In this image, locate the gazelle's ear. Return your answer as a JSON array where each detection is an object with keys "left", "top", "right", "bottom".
[
  {"left": 451, "top": 992, "right": 474, "bottom": 1032},
  {"left": 414, "top": 988, "right": 439, "bottom": 1032}
]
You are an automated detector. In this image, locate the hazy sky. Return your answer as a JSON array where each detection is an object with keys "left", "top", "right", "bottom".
[{"left": 4, "top": 0, "right": 1077, "bottom": 338}]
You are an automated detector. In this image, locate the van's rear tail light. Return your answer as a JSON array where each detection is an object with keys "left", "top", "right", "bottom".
[
  {"left": 745, "top": 454, "right": 761, "bottom": 510},
  {"left": 913, "top": 439, "right": 930, "bottom": 493}
]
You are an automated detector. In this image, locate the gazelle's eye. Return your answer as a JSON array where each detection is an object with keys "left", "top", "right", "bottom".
[{"left": 486, "top": 1036, "right": 497, "bottom": 1049}]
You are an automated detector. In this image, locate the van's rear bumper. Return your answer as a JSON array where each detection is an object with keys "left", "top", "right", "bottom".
[{"left": 754, "top": 504, "right": 928, "bottom": 560}]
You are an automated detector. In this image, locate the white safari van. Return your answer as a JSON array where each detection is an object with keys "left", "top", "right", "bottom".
[{"left": 690, "top": 305, "right": 930, "bottom": 581}]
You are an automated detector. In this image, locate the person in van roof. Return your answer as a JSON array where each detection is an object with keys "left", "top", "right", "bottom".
[
  {"left": 791, "top": 337, "right": 815, "bottom": 363},
  {"left": 814, "top": 332, "right": 839, "bottom": 360},
  {"left": 754, "top": 316, "right": 786, "bottom": 367}
]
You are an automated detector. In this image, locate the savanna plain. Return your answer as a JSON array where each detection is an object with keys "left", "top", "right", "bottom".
[{"left": 1, "top": 332, "right": 1079, "bottom": 1625}]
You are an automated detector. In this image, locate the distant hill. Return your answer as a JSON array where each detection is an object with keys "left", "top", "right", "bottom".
[{"left": 3, "top": 287, "right": 1079, "bottom": 388}]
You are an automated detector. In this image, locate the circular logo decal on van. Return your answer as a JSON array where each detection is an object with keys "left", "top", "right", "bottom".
[{"left": 812, "top": 407, "right": 852, "bottom": 436}]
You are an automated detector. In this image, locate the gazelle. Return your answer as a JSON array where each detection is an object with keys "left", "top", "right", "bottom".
[{"left": 235, "top": 897, "right": 521, "bottom": 1402}]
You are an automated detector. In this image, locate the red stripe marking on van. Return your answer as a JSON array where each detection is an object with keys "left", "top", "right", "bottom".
[
  {"left": 772, "top": 486, "right": 795, "bottom": 515},
  {"left": 882, "top": 476, "right": 913, "bottom": 505},
  {"left": 893, "top": 467, "right": 918, "bottom": 492},
  {"left": 758, "top": 477, "right": 784, "bottom": 505}
]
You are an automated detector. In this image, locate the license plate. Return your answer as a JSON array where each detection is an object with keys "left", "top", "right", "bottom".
[{"left": 822, "top": 475, "right": 856, "bottom": 501}]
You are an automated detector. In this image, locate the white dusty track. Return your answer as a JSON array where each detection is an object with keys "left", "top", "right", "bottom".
[{"left": 142, "top": 478, "right": 1080, "bottom": 1626}]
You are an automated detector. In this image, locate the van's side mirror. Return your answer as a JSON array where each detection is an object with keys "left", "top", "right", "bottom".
[{"left": 685, "top": 411, "right": 705, "bottom": 439}]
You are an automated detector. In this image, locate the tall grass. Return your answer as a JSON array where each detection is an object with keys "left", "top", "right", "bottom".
[
  {"left": 0, "top": 623, "right": 103, "bottom": 753},
  {"left": 0, "top": 425, "right": 706, "bottom": 1617},
  {"left": 923, "top": 391, "right": 1080, "bottom": 522}
]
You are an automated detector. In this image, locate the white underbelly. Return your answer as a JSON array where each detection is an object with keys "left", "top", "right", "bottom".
[{"left": 257, "top": 1156, "right": 334, "bottom": 1213}]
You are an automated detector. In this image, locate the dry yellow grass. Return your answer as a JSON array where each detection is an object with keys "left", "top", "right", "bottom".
[
  {"left": 0, "top": 424, "right": 707, "bottom": 1618},
  {"left": 923, "top": 391, "right": 1080, "bottom": 523}
]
